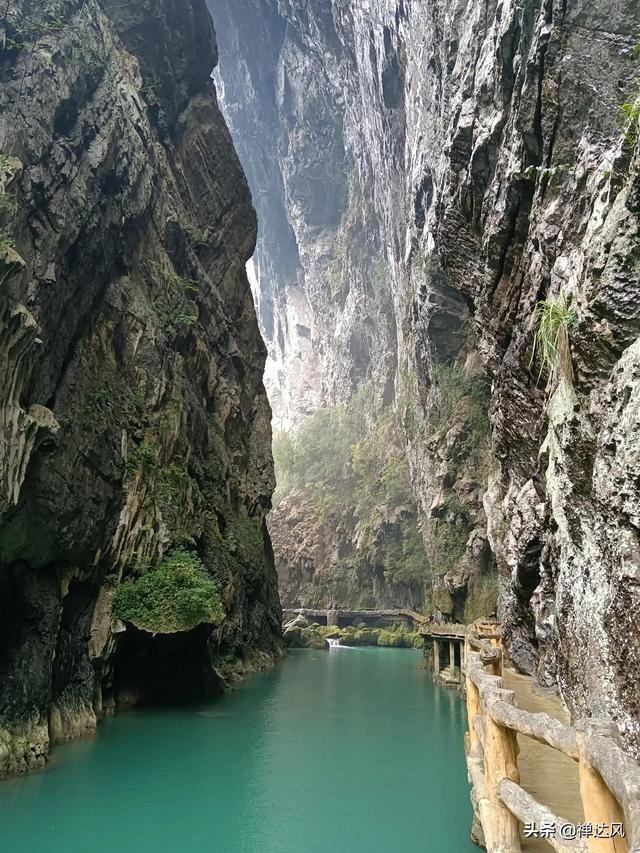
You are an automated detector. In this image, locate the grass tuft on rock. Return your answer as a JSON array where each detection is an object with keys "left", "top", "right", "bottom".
[
  {"left": 530, "top": 294, "right": 577, "bottom": 388},
  {"left": 113, "top": 548, "right": 224, "bottom": 634}
]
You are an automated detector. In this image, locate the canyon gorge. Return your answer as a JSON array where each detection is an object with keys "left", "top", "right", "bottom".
[
  {"left": 211, "top": 0, "right": 640, "bottom": 759},
  {"left": 0, "top": 0, "right": 638, "bottom": 836}
]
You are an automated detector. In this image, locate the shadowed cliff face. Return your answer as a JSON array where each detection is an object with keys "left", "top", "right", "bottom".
[
  {"left": 0, "top": 0, "right": 282, "bottom": 776},
  {"left": 211, "top": 0, "right": 640, "bottom": 755}
]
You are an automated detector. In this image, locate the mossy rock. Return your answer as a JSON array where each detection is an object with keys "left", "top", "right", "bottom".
[
  {"left": 299, "top": 626, "right": 329, "bottom": 649},
  {"left": 432, "top": 586, "right": 454, "bottom": 615},
  {"left": 338, "top": 627, "right": 380, "bottom": 646},
  {"left": 283, "top": 625, "right": 303, "bottom": 648}
]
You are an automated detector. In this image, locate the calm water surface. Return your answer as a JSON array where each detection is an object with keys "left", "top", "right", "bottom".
[{"left": 1, "top": 648, "right": 476, "bottom": 852}]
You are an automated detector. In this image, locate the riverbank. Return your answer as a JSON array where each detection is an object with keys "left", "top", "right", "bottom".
[{"left": 284, "top": 617, "right": 424, "bottom": 650}]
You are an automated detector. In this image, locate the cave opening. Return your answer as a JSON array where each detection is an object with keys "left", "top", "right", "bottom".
[{"left": 112, "top": 624, "right": 221, "bottom": 709}]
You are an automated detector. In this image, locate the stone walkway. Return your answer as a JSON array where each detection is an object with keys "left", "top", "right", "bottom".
[{"left": 503, "top": 668, "right": 584, "bottom": 852}]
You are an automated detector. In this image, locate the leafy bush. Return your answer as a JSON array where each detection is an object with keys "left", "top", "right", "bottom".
[
  {"left": 125, "top": 440, "right": 158, "bottom": 478},
  {"left": 169, "top": 272, "right": 199, "bottom": 295},
  {"left": 114, "top": 548, "right": 224, "bottom": 633},
  {"left": 184, "top": 223, "right": 207, "bottom": 246},
  {"left": 0, "top": 231, "right": 15, "bottom": 254},
  {"left": 175, "top": 310, "right": 198, "bottom": 328}
]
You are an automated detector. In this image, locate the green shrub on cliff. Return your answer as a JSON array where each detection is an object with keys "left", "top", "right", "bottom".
[
  {"left": 114, "top": 548, "right": 224, "bottom": 634},
  {"left": 0, "top": 231, "right": 15, "bottom": 255},
  {"left": 184, "top": 223, "right": 207, "bottom": 247},
  {"left": 273, "top": 392, "right": 429, "bottom": 588},
  {"left": 430, "top": 363, "right": 489, "bottom": 452},
  {"left": 380, "top": 518, "right": 427, "bottom": 585},
  {"left": 621, "top": 99, "right": 640, "bottom": 144},
  {"left": 125, "top": 440, "right": 158, "bottom": 478},
  {"left": 463, "top": 575, "right": 499, "bottom": 624}
]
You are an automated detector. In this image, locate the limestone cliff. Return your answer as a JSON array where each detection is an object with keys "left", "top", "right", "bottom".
[
  {"left": 0, "top": 0, "right": 281, "bottom": 776},
  {"left": 212, "top": 0, "right": 640, "bottom": 756}
]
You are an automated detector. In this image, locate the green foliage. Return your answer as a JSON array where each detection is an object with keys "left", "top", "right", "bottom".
[
  {"left": 431, "top": 522, "right": 467, "bottom": 577},
  {"left": 125, "top": 440, "right": 158, "bottom": 479},
  {"left": 223, "top": 515, "right": 265, "bottom": 579},
  {"left": 175, "top": 310, "right": 198, "bottom": 328},
  {"left": 430, "top": 363, "right": 490, "bottom": 456},
  {"left": 380, "top": 518, "right": 427, "bottom": 586},
  {"left": 621, "top": 100, "right": 640, "bottom": 144},
  {"left": 113, "top": 548, "right": 224, "bottom": 633},
  {"left": 274, "top": 399, "right": 365, "bottom": 516},
  {"left": 272, "top": 432, "right": 296, "bottom": 503},
  {"left": 0, "top": 152, "right": 18, "bottom": 234},
  {"left": 169, "top": 272, "right": 199, "bottom": 295},
  {"left": 148, "top": 261, "right": 200, "bottom": 338},
  {"left": 633, "top": 35, "right": 640, "bottom": 61},
  {"left": 273, "top": 391, "right": 430, "bottom": 589},
  {"left": 184, "top": 223, "right": 207, "bottom": 247},
  {"left": 0, "top": 193, "right": 16, "bottom": 218},
  {"left": 6, "top": 1, "right": 74, "bottom": 50},
  {"left": 0, "top": 231, "right": 15, "bottom": 254},
  {"left": 421, "top": 252, "right": 449, "bottom": 290},
  {"left": 129, "top": 390, "right": 147, "bottom": 420},
  {"left": 329, "top": 240, "right": 347, "bottom": 295},
  {"left": 154, "top": 461, "right": 197, "bottom": 544},
  {"left": 463, "top": 575, "right": 499, "bottom": 624},
  {"left": 81, "top": 385, "right": 113, "bottom": 427},
  {"left": 336, "top": 624, "right": 423, "bottom": 648},
  {"left": 530, "top": 294, "right": 577, "bottom": 387}
]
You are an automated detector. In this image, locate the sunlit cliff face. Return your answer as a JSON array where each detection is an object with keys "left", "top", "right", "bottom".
[{"left": 211, "top": 0, "right": 640, "bottom": 755}]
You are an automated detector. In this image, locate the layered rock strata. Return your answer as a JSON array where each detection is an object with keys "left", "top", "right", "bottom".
[{"left": 0, "top": 0, "right": 282, "bottom": 776}]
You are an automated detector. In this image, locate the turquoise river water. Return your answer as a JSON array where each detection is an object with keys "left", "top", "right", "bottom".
[{"left": 1, "top": 648, "right": 476, "bottom": 853}]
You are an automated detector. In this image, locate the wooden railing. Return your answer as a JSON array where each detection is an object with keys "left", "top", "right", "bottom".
[{"left": 465, "top": 630, "right": 640, "bottom": 853}]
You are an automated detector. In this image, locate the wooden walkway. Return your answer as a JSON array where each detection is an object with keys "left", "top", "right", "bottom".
[
  {"left": 503, "top": 669, "right": 583, "bottom": 852},
  {"left": 465, "top": 627, "right": 639, "bottom": 852}
]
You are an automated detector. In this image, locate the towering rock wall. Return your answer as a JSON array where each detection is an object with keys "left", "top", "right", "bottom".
[
  {"left": 0, "top": 0, "right": 281, "bottom": 776},
  {"left": 212, "top": 0, "right": 640, "bottom": 755}
]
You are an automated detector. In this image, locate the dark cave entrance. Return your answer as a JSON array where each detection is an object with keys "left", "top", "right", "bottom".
[{"left": 112, "top": 624, "right": 221, "bottom": 708}]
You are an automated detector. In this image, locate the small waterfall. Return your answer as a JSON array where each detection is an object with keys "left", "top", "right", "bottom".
[{"left": 327, "top": 638, "right": 341, "bottom": 649}]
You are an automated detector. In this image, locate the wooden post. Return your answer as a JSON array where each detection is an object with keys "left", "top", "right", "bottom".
[
  {"left": 490, "top": 645, "right": 502, "bottom": 678},
  {"left": 577, "top": 727, "right": 628, "bottom": 853},
  {"left": 466, "top": 672, "right": 481, "bottom": 752},
  {"left": 483, "top": 690, "right": 521, "bottom": 853},
  {"left": 433, "top": 639, "right": 441, "bottom": 677}
]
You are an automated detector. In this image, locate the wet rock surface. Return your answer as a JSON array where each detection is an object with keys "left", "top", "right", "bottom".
[
  {"left": 0, "top": 0, "right": 282, "bottom": 776},
  {"left": 212, "top": 0, "right": 640, "bottom": 755}
]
